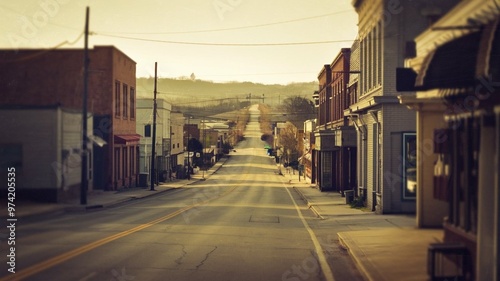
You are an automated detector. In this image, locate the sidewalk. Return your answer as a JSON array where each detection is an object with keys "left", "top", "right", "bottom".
[
  {"left": 287, "top": 174, "right": 443, "bottom": 281},
  {"left": 1, "top": 157, "right": 228, "bottom": 220}
]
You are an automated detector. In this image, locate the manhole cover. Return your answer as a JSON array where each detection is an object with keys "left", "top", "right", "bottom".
[{"left": 249, "top": 215, "right": 280, "bottom": 223}]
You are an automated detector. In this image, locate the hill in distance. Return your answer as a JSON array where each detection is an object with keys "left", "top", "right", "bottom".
[{"left": 136, "top": 77, "right": 318, "bottom": 107}]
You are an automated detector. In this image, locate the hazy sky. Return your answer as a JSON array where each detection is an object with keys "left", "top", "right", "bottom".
[{"left": 0, "top": 0, "right": 358, "bottom": 85}]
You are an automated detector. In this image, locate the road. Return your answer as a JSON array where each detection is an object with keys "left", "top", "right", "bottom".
[{"left": 0, "top": 105, "right": 363, "bottom": 281}]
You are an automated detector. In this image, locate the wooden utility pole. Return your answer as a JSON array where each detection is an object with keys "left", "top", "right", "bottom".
[
  {"left": 150, "top": 62, "right": 158, "bottom": 191},
  {"left": 80, "top": 7, "right": 89, "bottom": 205}
]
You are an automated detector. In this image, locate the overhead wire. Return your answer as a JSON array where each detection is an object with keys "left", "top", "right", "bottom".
[
  {"left": 95, "top": 9, "right": 353, "bottom": 35},
  {"left": 90, "top": 32, "right": 354, "bottom": 46},
  {"left": 90, "top": 9, "right": 358, "bottom": 47},
  {"left": 0, "top": 31, "right": 85, "bottom": 63}
]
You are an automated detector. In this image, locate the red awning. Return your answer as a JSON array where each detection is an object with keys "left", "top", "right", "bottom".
[{"left": 114, "top": 134, "right": 141, "bottom": 145}]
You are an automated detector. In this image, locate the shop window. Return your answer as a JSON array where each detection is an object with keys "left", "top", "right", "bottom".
[
  {"left": 433, "top": 129, "right": 450, "bottom": 201},
  {"left": 402, "top": 133, "right": 417, "bottom": 200}
]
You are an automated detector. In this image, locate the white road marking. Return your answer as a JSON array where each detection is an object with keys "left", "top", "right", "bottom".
[{"left": 283, "top": 184, "right": 336, "bottom": 281}]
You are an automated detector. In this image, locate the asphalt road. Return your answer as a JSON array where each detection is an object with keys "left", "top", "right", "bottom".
[{"left": 0, "top": 105, "right": 363, "bottom": 281}]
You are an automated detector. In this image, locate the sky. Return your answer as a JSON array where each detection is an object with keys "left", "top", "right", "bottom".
[{"left": 0, "top": 0, "right": 358, "bottom": 85}]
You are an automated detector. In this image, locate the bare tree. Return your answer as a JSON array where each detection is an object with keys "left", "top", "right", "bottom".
[{"left": 279, "top": 122, "right": 300, "bottom": 163}]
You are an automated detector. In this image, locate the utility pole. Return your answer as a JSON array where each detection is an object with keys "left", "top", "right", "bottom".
[
  {"left": 150, "top": 62, "right": 157, "bottom": 191},
  {"left": 202, "top": 119, "right": 205, "bottom": 180},
  {"left": 80, "top": 7, "right": 89, "bottom": 205}
]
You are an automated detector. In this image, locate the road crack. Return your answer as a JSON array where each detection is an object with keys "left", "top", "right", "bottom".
[
  {"left": 175, "top": 244, "right": 187, "bottom": 265},
  {"left": 195, "top": 246, "right": 218, "bottom": 270}
]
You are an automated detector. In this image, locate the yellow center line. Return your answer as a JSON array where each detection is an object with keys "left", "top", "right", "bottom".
[{"left": 1, "top": 186, "right": 236, "bottom": 281}]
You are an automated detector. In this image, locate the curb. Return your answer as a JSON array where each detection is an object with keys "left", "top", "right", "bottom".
[
  {"left": 292, "top": 186, "right": 325, "bottom": 220},
  {"left": 337, "top": 232, "right": 378, "bottom": 281},
  {"left": 70, "top": 157, "right": 230, "bottom": 210}
]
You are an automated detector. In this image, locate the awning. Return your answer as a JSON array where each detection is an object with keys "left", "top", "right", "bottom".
[
  {"left": 114, "top": 134, "right": 141, "bottom": 145},
  {"left": 415, "top": 31, "right": 481, "bottom": 91},
  {"left": 476, "top": 18, "right": 500, "bottom": 85},
  {"left": 398, "top": 17, "right": 500, "bottom": 96},
  {"left": 88, "top": 135, "right": 107, "bottom": 147}
]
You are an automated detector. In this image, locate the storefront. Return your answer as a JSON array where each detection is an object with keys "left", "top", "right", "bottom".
[{"left": 399, "top": 3, "right": 500, "bottom": 278}]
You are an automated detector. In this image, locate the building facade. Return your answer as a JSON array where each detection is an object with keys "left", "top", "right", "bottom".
[
  {"left": 136, "top": 98, "right": 173, "bottom": 184},
  {"left": 347, "top": 0, "right": 439, "bottom": 213},
  {"left": 302, "top": 119, "right": 316, "bottom": 181},
  {"left": 399, "top": 1, "right": 500, "bottom": 279},
  {"left": 314, "top": 49, "right": 357, "bottom": 193},
  {"left": 0, "top": 106, "right": 93, "bottom": 202},
  {"left": 170, "top": 111, "right": 186, "bottom": 171},
  {"left": 0, "top": 46, "right": 139, "bottom": 192}
]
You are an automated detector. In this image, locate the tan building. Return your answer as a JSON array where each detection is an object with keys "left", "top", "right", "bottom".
[
  {"left": 399, "top": 1, "right": 500, "bottom": 279},
  {"left": 347, "top": 0, "right": 457, "bottom": 213}
]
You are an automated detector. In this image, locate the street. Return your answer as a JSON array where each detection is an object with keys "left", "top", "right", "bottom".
[{"left": 0, "top": 106, "right": 363, "bottom": 281}]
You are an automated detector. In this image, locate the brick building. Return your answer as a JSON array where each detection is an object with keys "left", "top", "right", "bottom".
[
  {"left": 314, "top": 48, "right": 357, "bottom": 193},
  {"left": 0, "top": 46, "right": 139, "bottom": 192}
]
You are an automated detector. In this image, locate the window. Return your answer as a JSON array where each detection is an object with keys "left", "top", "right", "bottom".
[
  {"left": 144, "top": 124, "right": 151, "bottom": 137},
  {"left": 114, "top": 148, "right": 120, "bottom": 182},
  {"left": 123, "top": 84, "right": 128, "bottom": 119},
  {"left": 115, "top": 81, "right": 121, "bottom": 117},
  {"left": 123, "top": 147, "right": 128, "bottom": 178},
  {"left": 130, "top": 146, "right": 135, "bottom": 176},
  {"left": 402, "top": 133, "right": 417, "bottom": 200},
  {"left": 130, "top": 87, "right": 135, "bottom": 119}
]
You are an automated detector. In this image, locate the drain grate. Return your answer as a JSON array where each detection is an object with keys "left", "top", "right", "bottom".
[{"left": 249, "top": 215, "right": 280, "bottom": 223}]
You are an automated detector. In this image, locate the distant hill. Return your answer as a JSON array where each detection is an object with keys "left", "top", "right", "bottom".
[{"left": 136, "top": 78, "right": 318, "bottom": 107}]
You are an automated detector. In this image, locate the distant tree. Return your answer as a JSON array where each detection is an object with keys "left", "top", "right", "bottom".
[
  {"left": 280, "top": 96, "right": 315, "bottom": 116},
  {"left": 279, "top": 96, "right": 316, "bottom": 128}
]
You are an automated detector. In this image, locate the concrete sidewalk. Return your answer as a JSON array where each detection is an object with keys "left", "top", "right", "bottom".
[
  {"left": 1, "top": 157, "right": 228, "bottom": 220},
  {"left": 286, "top": 173, "right": 443, "bottom": 281}
]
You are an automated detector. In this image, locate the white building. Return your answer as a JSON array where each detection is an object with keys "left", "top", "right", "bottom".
[
  {"left": 170, "top": 111, "right": 185, "bottom": 171},
  {"left": 136, "top": 98, "right": 172, "bottom": 184},
  {"left": 0, "top": 106, "right": 94, "bottom": 202}
]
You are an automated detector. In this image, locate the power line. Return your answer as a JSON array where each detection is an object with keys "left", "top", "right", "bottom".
[
  {"left": 0, "top": 32, "right": 84, "bottom": 63},
  {"left": 95, "top": 10, "right": 353, "bottom": 35},
  {"left": 91, "top": 32, "right": 355, "bottom": 46}
]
